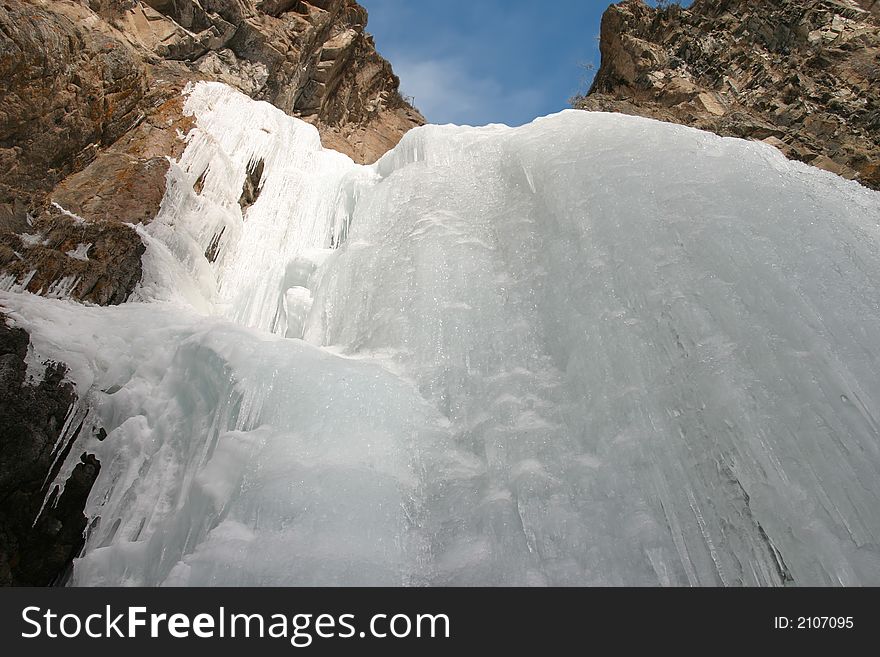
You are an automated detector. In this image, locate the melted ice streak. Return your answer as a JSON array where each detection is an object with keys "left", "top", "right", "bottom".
[{"left": 3, "top": 81, "right": 880, "bottom": 585}]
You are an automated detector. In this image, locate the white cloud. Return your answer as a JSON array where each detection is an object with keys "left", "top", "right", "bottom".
[{"left": 390, "top": 54, "right": 544, "bottom": 127}]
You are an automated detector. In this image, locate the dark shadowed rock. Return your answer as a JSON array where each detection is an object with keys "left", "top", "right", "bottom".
[
  {"left": 0, "top": 318, "right": 101, "bottom": 586},
  {"left": 239, "top": 159, "right": 266, "bottom": 210}
]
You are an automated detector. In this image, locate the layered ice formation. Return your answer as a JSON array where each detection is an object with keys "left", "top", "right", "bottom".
[{"left": 3, "top": 81, "right": 880, "bottom": 586}]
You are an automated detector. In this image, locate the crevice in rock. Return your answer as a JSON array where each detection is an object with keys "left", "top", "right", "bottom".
[
  {"left": 205, "top": 226, "right": 226, "bottom": 263},
  {"left": 258, "top": 0, "right": 307, "bottom": 17},
  {"left": 239, "top": 158, "right": 265, "bottom": 211},
  {"left": 193, "top": 167, "right": 208, "bottom": 195}
]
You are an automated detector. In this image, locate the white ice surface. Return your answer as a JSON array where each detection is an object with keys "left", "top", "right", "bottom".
[{"left": 3, "top": 81, "right": 880, "bottom": 586}]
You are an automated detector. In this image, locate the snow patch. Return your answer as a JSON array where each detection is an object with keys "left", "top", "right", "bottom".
[
  {"left": 51, "top": 202, "right": 87, "bottom": 224},
  {"left": 66, "top": 243, "right": 92, "bottom": 261},
  {"left": 19, "top": 233, "right": 48, "bottom": 247}
]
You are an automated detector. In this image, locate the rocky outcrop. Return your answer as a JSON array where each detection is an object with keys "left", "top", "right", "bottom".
[
  {"left": 0, "top": 318, "right": 101, "bottom": 586},
  {"left": 100, "top": 0, "right": 424, "bottom": 164},
  {"left": 0, "top": 205, "right": 146, "bottom": 306},
  {"left": 0, "top": 1, "right": 147, "bottom": 227},
  {"left": 0, "top": 0, "right": 421, "bottom": 586},
  {"left": 1, "top": 0, "right": 422, "bottom": 305},
  {"left": 575, "top": 0, "right": 880, "bottom": 190}
]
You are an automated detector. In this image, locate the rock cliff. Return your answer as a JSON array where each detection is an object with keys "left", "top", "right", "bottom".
[
  {"left": 0, "top": 0, "right": 421, "bottom": 585},
  {"left": 0, "top": 319, "right": 101, "bottom": 586},
  {"left": 1, "top": 0, "right": 422, "bottom": 306},
  {"left": 575, "top": 0, "right": 880, "bottom": 190}
]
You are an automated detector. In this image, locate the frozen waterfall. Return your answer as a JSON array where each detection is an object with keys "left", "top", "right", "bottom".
[{"left": 3, "top": 81, "right": 880, "bottom": 586}]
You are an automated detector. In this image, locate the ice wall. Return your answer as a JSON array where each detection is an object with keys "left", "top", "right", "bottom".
[
  {"left": 3, "top": 81, "right": 880, "bottom": 586},
  {"left": 134, "top": 83, "right": 375, "bottom": 335}
]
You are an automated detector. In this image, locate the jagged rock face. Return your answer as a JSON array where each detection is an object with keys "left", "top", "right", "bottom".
[
  {"left": 104, "top": 0, "right": 424, "bottom": 164},
  {"left": 0, "top": 0, "right": 422, "bottom": 306},
  {"left": 0, "top": 318, "right": 101, "bottom": 586},
  {"left": 0, "top": 206, "right": 146, "bottom": 306},
  {"left": 575, "top": 0, "right": 880, "bottom": 190},
  {"left": 0, "top": 1, "right": 147, "bottom": 226},
  {"left": 0, "top": 0, "right": 421, "bottom": 586}
]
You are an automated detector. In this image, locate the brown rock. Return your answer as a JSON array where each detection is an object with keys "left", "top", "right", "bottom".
[
  {"left": 575, "top": 0, "right": 880, "bottom": 190},
  {"left": 0, "top": 0, "right": 147, "bottom": 217},
  {"left": 0, "top": 204, "right": 146, "bottom": 306}
]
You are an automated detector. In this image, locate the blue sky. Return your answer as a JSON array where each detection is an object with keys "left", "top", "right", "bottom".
[{"left": 360, "top": 0, "right": 691, "bottom": 127}]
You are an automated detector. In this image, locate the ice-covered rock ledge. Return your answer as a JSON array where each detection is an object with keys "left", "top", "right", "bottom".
[{"left": 3, "top": 81, "right": 880, "bottom": 586}]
